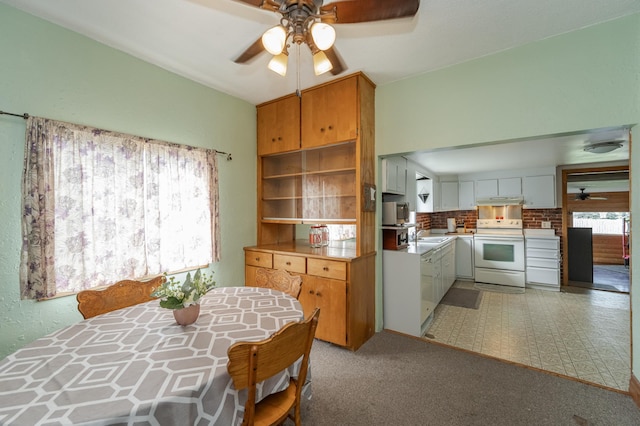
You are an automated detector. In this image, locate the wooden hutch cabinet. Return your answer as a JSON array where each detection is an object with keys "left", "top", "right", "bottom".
[{"left": 245, "top": 72, "right": 376, "bottom": 351}]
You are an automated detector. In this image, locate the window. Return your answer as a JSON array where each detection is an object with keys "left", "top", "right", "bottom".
[
  {"left": 20, "top": 117, "right": 220, "bottom": 299},
  {"left": 572, "top": 212, "right": 629, "bottom": 235}
]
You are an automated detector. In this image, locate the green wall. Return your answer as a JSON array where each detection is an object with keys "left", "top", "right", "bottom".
[
  {"left": 0, "top": 4, "right": 257, "bottom": 359},
  {"left": 3, "top": 2, "right": 640, "bottom": 392},
  {"left": 376, "top": 13, "right": 640, "bottom": 384}
]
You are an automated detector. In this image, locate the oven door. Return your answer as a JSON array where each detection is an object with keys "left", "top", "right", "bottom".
[{"left": 474, "top": 235, "right": 525, "bottom": 272}]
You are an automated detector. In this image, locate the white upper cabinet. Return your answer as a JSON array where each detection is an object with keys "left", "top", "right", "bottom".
[
  {"left": 476, "top": 177, "right": 521, "bottom": 198},
  {"left": 381, "top": 157, "right": 407, "bottom": 195},
  {"left": 475, "top": 179, "right": 498, "bottom": 198},
  {"left": 498, "top": 177, "right": 522, "bottom": 197},
  {"left": 523, "top": 175, "right": 556, "bottom": 208},
  {"left": 458, "top": 181, "right": 475, "bottom": 210},
  {"left": 439, "top": 181, "right": 459, "bottom": 211}
]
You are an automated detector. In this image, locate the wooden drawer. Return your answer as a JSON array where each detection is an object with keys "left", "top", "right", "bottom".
[
  {"left": 307, "top": 258, "right": 347, "bottom": 281},
  {"left": 274, "top": 254, "right": 306, "bottom": 273},
  {"left": 245, "top": 250, "right": 273, "bottom": 268}
]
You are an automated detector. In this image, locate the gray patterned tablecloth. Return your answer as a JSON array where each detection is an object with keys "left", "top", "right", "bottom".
[{"left": 0, "top": 286, "right": 306, "bottom": 425}]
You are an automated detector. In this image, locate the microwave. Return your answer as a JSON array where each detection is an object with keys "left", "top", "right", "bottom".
[{"left": 382, "top": 202, "right": 410, "bottom": 225}]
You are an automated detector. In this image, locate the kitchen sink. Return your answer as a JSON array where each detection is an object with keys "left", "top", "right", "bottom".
[{"left": 418, "top": 236, "right": 451, "bottom": 244}]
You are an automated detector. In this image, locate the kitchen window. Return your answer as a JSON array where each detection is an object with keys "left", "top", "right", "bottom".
[{"left": 20, "top": 117, "right": 220, "bottom": 300}]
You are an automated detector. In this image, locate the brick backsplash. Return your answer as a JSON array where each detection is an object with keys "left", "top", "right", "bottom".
[{"left": 417, "top": 208, "right": 563, "bottom": 235}]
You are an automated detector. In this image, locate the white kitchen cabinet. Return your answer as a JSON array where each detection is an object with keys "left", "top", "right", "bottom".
[
  {"left": 383, "top": 249, "right": 436, "bottom": 337},
  {"left": 523, "top": 175, "right": 556, "bottom": 208},
  {"left": 439, "top": 181, "right": 459, "bottom": 211},
  {"left": 455, "top": 235, "right": 474, "bottom": 279},
  {"left": 458, "top": 181, "right": 475, "bottom": 210},
  {"left": 499, "top": 177, "right": 521, "bottom": 196},
  {"left": 382, "top": 156, "right": 407, "bottom": 195},
  {"left": 475, "top": 179, "right": 498, "bottom": 198},
  {"left": 476, "top": 177, "right": 522, "bottom": 199},
  {"left": 525, "top": 235, "right": 560, "bottom": 291},
  {"left": 441, "top": 240, "right": 456, "bottom": 294},
  {"left": 404, "top": 161, "right": 417, "bottom": 211}
]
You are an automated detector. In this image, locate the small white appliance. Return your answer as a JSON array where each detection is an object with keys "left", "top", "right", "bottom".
[
  {"left": 382, "top": 202, "right": 410, "bottom": 225},
  {"left": 447, "top": 218, "right": 456, "bottom": 233}
]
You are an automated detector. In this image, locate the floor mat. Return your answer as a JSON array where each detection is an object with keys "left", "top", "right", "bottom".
[{"left": 440, "top": 288, "right": 482, "bottom": 309}]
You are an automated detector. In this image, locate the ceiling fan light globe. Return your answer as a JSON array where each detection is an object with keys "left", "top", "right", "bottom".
[
  {"left": 313, "top": 50, "right": 333, "bottom": 75},
  {"left": 262, "top": 26, "right": 287, "bottom": 55},
  {"left": 311, "top": 22, "right": 336, "bottom": 51},
  {"left": 267, "top": 53, "right": 288, "bottom": 76}
]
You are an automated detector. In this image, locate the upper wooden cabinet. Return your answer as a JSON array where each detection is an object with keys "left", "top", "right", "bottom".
[
  {"left": 301, "top": 76, "right": 359, "bottom": 148},
  {"left": 257, "top": 94, "right": 301, "bottom": 156}
]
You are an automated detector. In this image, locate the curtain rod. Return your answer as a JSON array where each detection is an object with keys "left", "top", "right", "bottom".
[
  {"left": 0, "top": 110, "right": 29, "bottom": 119},
  {"left": 1, "top": 109, "right": 232, "bottom": 161}
]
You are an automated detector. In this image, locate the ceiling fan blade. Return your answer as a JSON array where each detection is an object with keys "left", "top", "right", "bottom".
[
  {"left": 324, "top": 46, "right": 346, "bottom": 75},
  {"left": 232, "top": 0, "right": 281, "bottom": 12},
  {"left": 320, "top": 0, "right": 419, "bottom": 24},
  {"left": 234, "top": 37, "right": 265, "bottom": 63}
]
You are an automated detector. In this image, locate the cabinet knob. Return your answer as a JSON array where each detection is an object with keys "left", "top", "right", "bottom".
[
  {"left": 278, "top": 136, "right": 282, "bottom": 141},
  {"left": 271, "top": 138, "right": 275, "bottom": 142},
  {"left": 328, "top": 125, "right": 333, "bottom": 130},
  {"left": 320, "top": 127, "right": 325, "bottom": 132},
  {"left": 286, "top": 261, "right": 291, "bottom": 265},
  {"left": 323, "top": 266, "right": 329, "bottom": 271},
  {"left": 255, "top": 257, "right": 260, "bottom": 261},
  {"left": 309, "top": 290, "right": 315, "bottom": 295},
  {"left": 316, "top": 292, "right": 322, "bottom": 297}
]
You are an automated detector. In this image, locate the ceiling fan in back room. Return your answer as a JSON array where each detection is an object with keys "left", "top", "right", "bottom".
[
  {"left": 575, "top": 188, "right": 608, "bottom": 201},
  {"left": 232, "top": 0, "right": 420, "bottom": 77}
]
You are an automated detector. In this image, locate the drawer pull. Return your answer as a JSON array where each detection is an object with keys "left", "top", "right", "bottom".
[
  {"left": 255, "top": 257, "right": 260, "bottom": 261},
  {"left": 286, "top": 261, "right": 291, "bottom": 265},
  {"left": 323, "top": 266, "right": 329, "bottom": 271}
]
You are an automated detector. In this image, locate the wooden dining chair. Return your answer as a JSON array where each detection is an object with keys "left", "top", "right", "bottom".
[
  {"left": 254, "top": 268, "right": 303, "bottom": 299},
  {"left": 227, "top": 307, "right": 320, "bottom": 426},
  {"left": 76, "top": 276, "right": 165, "bottom": 319}
]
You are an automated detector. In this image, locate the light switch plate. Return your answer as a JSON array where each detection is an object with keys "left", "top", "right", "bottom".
[{"left": 541, "top": 221, "right": 551, "bottom": 228}]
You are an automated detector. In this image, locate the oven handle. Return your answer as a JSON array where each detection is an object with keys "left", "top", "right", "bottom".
[{"left": 474, "top": 236, "right": 524, "bottom": 242}]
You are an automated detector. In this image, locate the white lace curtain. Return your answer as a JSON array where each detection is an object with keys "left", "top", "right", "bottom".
[{"left": 20, "top": 117, "right": 220, "bottom": 299}]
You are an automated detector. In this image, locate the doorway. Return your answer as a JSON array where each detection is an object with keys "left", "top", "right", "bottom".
[{"left": 562, "top": 167, "right": 630, "bottom": 294}]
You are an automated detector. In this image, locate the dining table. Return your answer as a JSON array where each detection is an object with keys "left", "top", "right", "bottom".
[{"left": 0, "top": 286, "right": 308, "bottom": 425}]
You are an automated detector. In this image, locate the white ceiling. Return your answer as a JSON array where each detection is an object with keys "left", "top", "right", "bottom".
[
  {"left": 3, "top": 0, "right": 640, "bottom": 106},
  {"left": 2, "top": 0, "right": 636, "bottom": 182}
]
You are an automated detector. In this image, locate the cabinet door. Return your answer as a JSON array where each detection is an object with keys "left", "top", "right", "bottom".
[
  {"left": 498, "top": 177, "right": 521, "bottom": 196},
  {"left": 458, "top": 181, "right": 475, "bottom": 210},
  {"left": 476, "top": 179, "right": 498, "bottom": 198},
  {"left": 455, "top": 237, "right": 474, "bottom": 279},
  {"left": 523, "top": 175, "right": 556, "bottom": 208},
  {"left": 381, "top": 157, "right": 407, "bottom": 195},
  {"left": 301, "top": 77, "right": 358, "bottom": 148},
  {"left": 298, "top": 274, "right": 347, "bottom": 346},
  {"left": 257, "top": 95, "right": 300, "bottom": 155},
  {"left": 439, "top": 181, "right": 459, "bottom": 211}
]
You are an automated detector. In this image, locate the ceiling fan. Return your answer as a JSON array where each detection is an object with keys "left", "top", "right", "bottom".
[
  {"left": 232, "top": 0, "right": 420, "bottom": 77},
  {"left": 575, "top": 188, "right": 608, "bottom": 201}
]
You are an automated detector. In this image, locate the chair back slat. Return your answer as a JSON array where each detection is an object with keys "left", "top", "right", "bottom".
[
  {"left": 76, "top": 276, "right": 164, "bottom": 319},
  {"left": 254, "top": 268, "right": 303, "bottom": 299}
]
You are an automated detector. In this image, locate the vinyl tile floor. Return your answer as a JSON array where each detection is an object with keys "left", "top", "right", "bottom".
[{"left": 426, "top": 281, "right": 631, "bottom": 391}]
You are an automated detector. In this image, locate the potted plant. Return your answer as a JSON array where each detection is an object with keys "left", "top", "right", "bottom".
[{"left": 151, "top": 269, "right": 216, "bottom": 325}]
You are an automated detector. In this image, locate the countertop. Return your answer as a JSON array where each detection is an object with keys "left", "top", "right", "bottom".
[
  {"left": 524, "top": 229, "right": 558, "bottom": 239},
  {"left": 395, "top": 236, "right": 458, "bottom": 256}
]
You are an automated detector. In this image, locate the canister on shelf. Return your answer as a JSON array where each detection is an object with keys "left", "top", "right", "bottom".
[
  {"left": 319, "top": 224, "right": 330, "bottom": 246},
  {"left": 309, "top": 225, "right": 323, "bottom": 248}
]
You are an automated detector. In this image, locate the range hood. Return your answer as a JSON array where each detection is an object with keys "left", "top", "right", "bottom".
[{"left": 475, "top": 196, "right": 524, "bottom": 206}]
